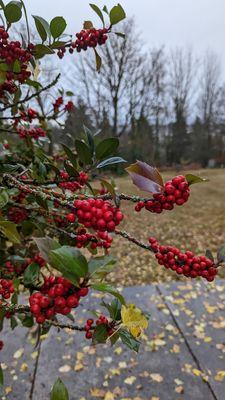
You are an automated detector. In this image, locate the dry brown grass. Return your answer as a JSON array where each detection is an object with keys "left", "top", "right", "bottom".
[{"left": 108, "top": 168, "right": 225, "bottom": 286}]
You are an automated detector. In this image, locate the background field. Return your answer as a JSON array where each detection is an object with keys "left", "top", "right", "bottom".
[{"left": 108, "top": 169, "right": 225, "bottom": 286}]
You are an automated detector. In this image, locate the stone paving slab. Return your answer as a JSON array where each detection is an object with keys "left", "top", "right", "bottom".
[
  {"left": 158, "top": 280, "right": 225, "bottom": 400},
  {"left": 1, "top": 281, "right": 225, "bottom": 399},
  {"left": 0, "top": 322, "right": 37, "bottom": 399}
]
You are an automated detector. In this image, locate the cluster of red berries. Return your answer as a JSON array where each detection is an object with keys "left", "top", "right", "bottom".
[
  {"left": 84, "top": 314, "right": 114, "bottom": 340},
  {"left": 148, "top": 237, "right": 218, "bottom": 281},
  {"left": 8, "top": 206, "right": 28, "bottom": 224},
  {"left": 74, "top": 227, "right": 113, "bottom": 250},
  {"left": 59, "top": 171, "right": 88, "bottom": 192},
  {"left": 0, "top": 279, "right": 14, "bottom": 299},
  {"left": 16, "top": 126, "right": 46, "bottom": 140},
  {"left": 73, "top": 198, "right": 123, "bottom": 232},
  {"left": 53, "top": 96, "right": 63, "bottom": 113},
  {"left": 0, "top": 27, "right": 32, "bottom": 97},
  {"left": 1, "top": 254, "right": 45, "bottom": 279},
  {"left": 73, "top": 28, "right": 109, "bottom": 52},
  {"left": 57, "top": 28, "right": 109, "bottom": 58},
  {"left": 65, "top": 101, "right": 74, "bottom": 111},
  {"left": 0, "top": 340, "right": 4, "bottom": 351},
  {"left": 135, "top": 175, "right": 190, "bottom": 214},
  {"left": 16, "top": 108, "right": 38, "bottom": 123},
  {"left": 29, "top": 276, "right": 89, "bottom": 323}
]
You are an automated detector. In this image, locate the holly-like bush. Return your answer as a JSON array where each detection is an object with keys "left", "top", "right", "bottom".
[{"left": 0, "top": 1, "right": 224, "bottom": 398}]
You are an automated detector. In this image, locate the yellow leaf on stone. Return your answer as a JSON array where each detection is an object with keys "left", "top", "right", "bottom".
[
  {"left": 121, "top": 304, "right": 148, "bottom": 338},
  {"left": 74, "top": 362, "right": 84, "bottom": 372},
  {"left": 215, "top": 371, "right": 225, "bottom": 381},
  {"left": 5, "top": 387, "right": 12, "bottom": 394},
  {"left": 90, "top": 388, "right": 106, "bottom": 397},
  {"left": 192, "top": 368, "right": 202, "bottom": 377},
  {"left": 31, "top": 351, "right": 38, "bottom": 359},
  {"left": 114, "top": 347, "right": 122, "bottom": 355},
  {"left": 172, "top": 344, "right": 180, "bottom": 353},
  {"left": 59, "top": 364, "right": 71, "bottom": 373},
  {"left": 175, "top": 386, "right": 184, "bottom": 394},
  {"left": 20, "top": 363, "right": 28, "bottom": 372},
  {"left": 104, "top": 392, "right": 115, "bottom": 400},
  {"left": 150, "top": 373, "right": 163, "bottom": 382},
  {"left": 124, "top": 376, "right": 136, "bottom": 385},
  {"left": 13, "top": 348, "right": 24, "bottom": 359}
]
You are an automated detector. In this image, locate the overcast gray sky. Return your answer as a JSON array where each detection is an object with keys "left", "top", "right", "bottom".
[{"left": 25, "top": 0, "right": 225, "bottom": 68}]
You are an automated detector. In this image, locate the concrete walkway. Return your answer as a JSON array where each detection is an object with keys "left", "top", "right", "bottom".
[{"left": 1, "top": 280, "right": 225, "bottom": 400}]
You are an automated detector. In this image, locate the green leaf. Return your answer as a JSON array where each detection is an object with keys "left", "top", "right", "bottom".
[
  {"left": 35, "top": 194, "right": 48, "bottom": 211},
  {"left": 94, "top": 48, "right": 102, "bottom": 72},
  {"left": 91, "top": 283, "right": 125, "bottom": 305},
  {"left": 205, "top": 249, "right": 214, "bottom": 262},
  {"left": 33, "top": 15, "right": 51, "bottom": 42},
  {"left": 13, "top": 59, "right": 21, "bottom": 73},
  {"left": 4, "top": 1, "right": 22, "bottom": 23},
  {"left": 185, "top": 174, "right": 209, "bottom": 185},
  {"left": 83, "top": 125, "right": 95, "bottom": 155},
  {"left": 75, "top": 139, "right": 93, "bottom": 165},
  {"left": 0, "top": 63, "right": 8, "bottom": 72},
  {"left": 10, "top": 316, "right": 18, "bottom": 330},
  {"left": 0, "top": 220, "right": 20, "bottom": 243},
  {"left": 0, "top": 363, "right": 3, "bottom": 387},
  {"left": 96, "top": 138, "right": 119, "bottom": 160},
  {"left": 25, "top": 79, "right": 42, "bottom": 89},
  {"left": 119, "top": 328, "right": 140, "bottom": 352},
  {"left": 50, "top": 41, "right": 67, "bottom": 49},
  {"left": 217, "top": 245, "right": 225, "bottom": 264},
  {"left": 92, "top": 323, "right": 108, "bottom": 344},
  {"left": 50, "top": 246, "right": 88, "bottom": 285},
  {"left": 21, "top": 314, "right": 34, "bottom": 328},
  {"left": 62, "top": 147, "right": 76, "bottom": 165},
  {"left": 0, "top": 188, "right": 9, "bottom": 208},
  {"left": 109, "top": 4, "right": 126, "bottom": 25},
  {"left": 34, "top": 236, "right": 60, "bottom": 263},
  {"left": 89, "top": 255, "right": 116, "bottom": 279},
  {"left": 96, "top": 156, "right": 126, "bottom": 169},
  {"left": 115, "top": 32, "right": 125, "bottom": 38},
  {"left": 23, "top": 263, "right": 40, "bottom": 286},
  {"left": 50, "top": 378, "right": 69, "bottom": 400},
  {"left": 34, "top": 44, "right": 55, "bottom": 59},
  {"left": 64, "top": 161, "right": 79, "bottom": 178},
  {"left": 102, "top": 298, "right": 121, "bottom": 320},
  {"left": 103, "top": 5, "right": 109, "bottom": 15},
  {"left": 50, "top": 16, "right": 67, "bottom": 39},
  {"left": 89, "top": 4, "right": 105, "bottom": 25}
]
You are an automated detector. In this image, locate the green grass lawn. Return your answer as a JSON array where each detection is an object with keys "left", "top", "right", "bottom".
[{"left": 108, "top": 168, "right": 225, "bottom": 286}]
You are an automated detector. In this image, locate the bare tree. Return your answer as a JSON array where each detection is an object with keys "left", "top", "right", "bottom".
[
  {"left": 167, "top": 48, "right": 197, "bottom": 163},
  {"left": 65, "top": 19, "right": 164, "bottom": 137}
]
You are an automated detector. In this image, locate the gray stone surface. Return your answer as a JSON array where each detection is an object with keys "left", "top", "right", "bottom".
[{"left": 1, "top": 280, "right": 225, "bottom": 399}]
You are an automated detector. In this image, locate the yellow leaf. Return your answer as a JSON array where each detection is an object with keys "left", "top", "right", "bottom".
[
  {"left": 124, "top": 376, "right": 136, "bottom": 385},
  {"left": 5, "top": 386, "right": 12, "bottom": 394},
  {"left": 215, "top": 371, "right": 225, "bottom": 381},
  {"left": 59, "top": 364, "right": 71, "bottom": 373},
  {"left": 20, "top": 363, "right": 28, "bottom": 372},
  {"left": 150, "top": 373, "right": 163, "bottom": 382},
  {"left": 90, "top": 388, "right": 105, "bottom": 397},
  {"left": 192, "top": 368, "right": 202, "bottom": 377},
  {"left": 104, "top": 392, "right": 115, "bottom": 400},
  {"left": 74, "top": 362, "right": 84, "bottom": 372},
  {"left": 114, "top": 346, "right": 122, "bottom": 355},
  {"left": 121, "top": 304, "right": 148, "bottom": 338},
  {"left": 13, "top": 348, "right": 24, "bottom": 359}
]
